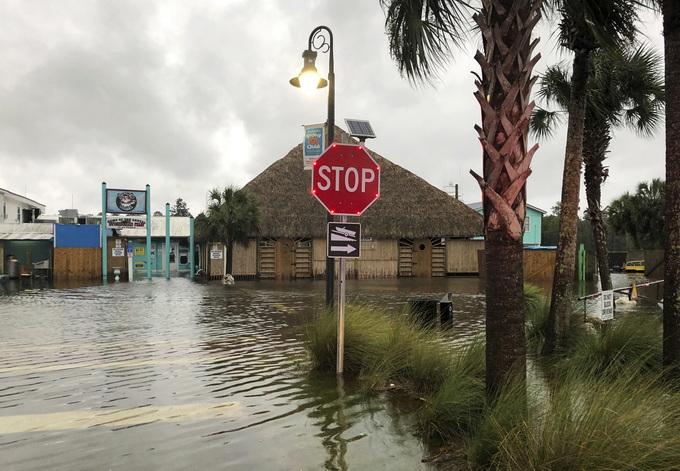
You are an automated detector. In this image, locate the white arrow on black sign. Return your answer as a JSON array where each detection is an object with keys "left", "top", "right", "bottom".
[{"left": 327, "top": 222, "right": 361, "bottom": 259}]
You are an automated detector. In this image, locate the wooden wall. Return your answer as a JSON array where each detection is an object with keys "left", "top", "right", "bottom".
[
  {"left": 232, "top": 240, "right": 257, "bottom": 276},
  {"left": 523, "top": 249, "right": 556, "bottom": 281},
  {"left": 447, "top": 239, "right": 484, "bottom": 274},
  {"left": 54, "top": 248, "right": 101, "bottom": 281},
  {"left": 478, "top": 248, "right": 556, "bottom": 281},
  {"left": 208, "top": 243, "right": 225, "bottom": 278},
  {"left": 312, "top": 239, "right": 398, "bottom": 279}
]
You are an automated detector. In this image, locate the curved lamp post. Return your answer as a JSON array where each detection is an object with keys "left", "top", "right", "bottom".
[{"left": 290, "top": 25, "right": 335, "bottom": 307}]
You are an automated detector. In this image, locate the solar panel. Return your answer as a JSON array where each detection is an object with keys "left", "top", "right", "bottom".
[{"left": 345, "top": 119, "right": 376, "bottom": 140}]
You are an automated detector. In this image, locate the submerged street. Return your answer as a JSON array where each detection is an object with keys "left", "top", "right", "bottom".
[{"left": 0, "top": 277, "right": 495, "bottom": 470}]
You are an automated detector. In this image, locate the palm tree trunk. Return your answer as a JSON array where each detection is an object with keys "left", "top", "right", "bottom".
[
  {"left": 663, "top": 0, "right": 680, "bottom": 378},
  {"left": 226, "top": 239, "right": 234, "bottom": 275},
  {"left": 583, "top": 117, "right": 612, "bottom": 291},
  {"left": 472, "top": 0, "right": 542, "bottom": 396},
  {"left": 546, "top": 50, "right": 591, "bottom": 353}
]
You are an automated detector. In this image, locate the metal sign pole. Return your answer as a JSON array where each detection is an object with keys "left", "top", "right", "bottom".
[{"left": 337, "top": 215, "right": 347, "bottom": 375}]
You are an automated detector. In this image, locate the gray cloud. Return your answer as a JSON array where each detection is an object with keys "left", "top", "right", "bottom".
[{"left": 0, "top": 1, "right": 665, "bottom": 217}]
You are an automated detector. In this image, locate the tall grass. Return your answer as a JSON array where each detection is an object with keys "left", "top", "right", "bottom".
[
  {"left": 305, "top": 298, "right": 679, "bottom": 470},
  {"left": 563, "top": 314, "right": 662, "bottom": 377},
  {"left": 418, "top": 340, "right": 485, "bottom": 439},
  {"left": 305, "top": 305, "right": 457, "bottom": 392},
  {"left": 478, "top": 367, "right": 680, "bottom": 470}
]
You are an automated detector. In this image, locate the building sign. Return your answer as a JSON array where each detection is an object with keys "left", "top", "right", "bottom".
[
  {"left": 106, "top": 189, "right": 147, "bottom": 214},
  {"left": 210, "top": 249, "right": 223, "bottom": 260},
  {"left": 600, "top": 290, "right": 614, "bottom": 321},
  {"left": 134, "top": 247, "right": 145, "bottom": 256},
  {"left": 112, "top": 247, "right": 125, "bottom": 257},
  {"left": 107, "top": 216, "right": 146, "bottom": 229},
  {"left": 303, "top": 123, "right": 326, "bottom": 170}
]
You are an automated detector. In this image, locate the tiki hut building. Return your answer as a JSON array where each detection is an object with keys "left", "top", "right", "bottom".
[{"left": 230, "top": 128, "right": 483, "bottom": 279}]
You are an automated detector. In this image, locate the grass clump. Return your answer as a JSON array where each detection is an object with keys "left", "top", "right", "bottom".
[
  {"left": 305, "top": 305, "right": 460, "bottom": 393},
  {"left": 563, "top": 314, "right": 662, "bottom": 377},
  {"left": 418, "top": 340, "right": 485, "bottom": 439},
  {"left": 483, "top": 368, "right": 680, "bottom": 470}
]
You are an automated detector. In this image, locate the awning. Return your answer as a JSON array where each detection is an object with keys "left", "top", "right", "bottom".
[{"left": 0, "top": 233, "right": 53, "bottom": 240}]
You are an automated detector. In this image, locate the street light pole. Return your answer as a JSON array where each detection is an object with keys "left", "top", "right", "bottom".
[{"left": 290, "top": 25, "right": 336, "bottom": 307}]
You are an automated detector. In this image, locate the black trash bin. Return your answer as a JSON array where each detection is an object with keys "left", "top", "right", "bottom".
[{"left": 409, "top": 298, "right": 439, "bottom": 326}]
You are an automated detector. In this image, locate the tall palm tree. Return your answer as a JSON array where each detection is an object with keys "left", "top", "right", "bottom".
[
  {"left": 545, "top": 0, "right": 641, "bottom": 352},
  {"left": 531, "top": 45, "right": 665, "bottom": 291},
  {"left": 196, "top": 187, "right": 260, "bottom": 275},
  {"left": 662, "top": 0, "right": 680, "bottom": 379},
  {"left": 382, "top": 0, "right": 543, "bottom": 396},
  {"left": 381, "top": 0, "right": 645, "bottom": 391}
]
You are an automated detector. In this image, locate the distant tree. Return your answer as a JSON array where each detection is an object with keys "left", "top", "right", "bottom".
[
  {"left": 608, "top": 179, "right": 665, "bottom": 250},
  {"left": 541, "top": 204, "right": 561, "bottom": 247},
  {"left": 153, "top": 211, "right": 163, "bottom": 217},
  {"left": 196, "top": 186, "right": 260, "bottom": 275},
  {"left": 170, "top": 198, "right": 192, "bottom": 217}
]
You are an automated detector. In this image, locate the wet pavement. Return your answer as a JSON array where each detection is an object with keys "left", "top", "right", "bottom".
[{"left": 0, "top": 277, "right": 492, "bottom": 471}]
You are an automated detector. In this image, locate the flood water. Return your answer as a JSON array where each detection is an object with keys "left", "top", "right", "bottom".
[
  {"left": 0, "top": 275, "right": 661, "bottom": 470},
  {"left": 0, "top": 277, "right": 491, "bottom": 471}
]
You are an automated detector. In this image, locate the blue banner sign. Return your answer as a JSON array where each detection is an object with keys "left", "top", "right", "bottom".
[
  {"left": 106, "top": 189, "right": 147, "bottom": 214},
  {"left": 303, "top": 123, "right": 326, "bottom": 170}
]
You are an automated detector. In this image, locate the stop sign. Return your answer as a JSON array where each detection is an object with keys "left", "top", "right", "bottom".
[{"left": 311, "top": 143, "right": 381, "bottom": 216}]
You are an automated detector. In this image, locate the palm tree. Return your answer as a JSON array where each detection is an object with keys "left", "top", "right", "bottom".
[
  {"left": 531, "top": 45, "right": 665, "bottom": 291},
  {"left": 609, "top": 179, "right": 665, "bottom": 250},
  {"left": 381, "top": 0, "right": 646, "bottom": 391},
  {"left": 196, "top": 187, "right": 260, "bottom": 275},
  {"left": 661, "top": 0, "right": 680, "bottom": 378},
  {"left": 545, "top": 0, "right": 642, "bottom": 352},
  {"left": 382, "top": 0, "right": 543, "bottom": 396}
]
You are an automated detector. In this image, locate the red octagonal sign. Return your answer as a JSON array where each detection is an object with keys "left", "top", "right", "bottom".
[{"left": 311, "top": 143, "right": 381, "bottom": 216}]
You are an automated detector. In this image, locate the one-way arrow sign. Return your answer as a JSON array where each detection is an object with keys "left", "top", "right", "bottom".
[{"left": 327, "top": 222, "right": 361, "bottom": 259}]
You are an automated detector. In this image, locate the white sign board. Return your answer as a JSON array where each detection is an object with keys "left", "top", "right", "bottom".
[
  {"left": 210, "top": 250, "right": 223, "bottom": 260},
  {"left": 112, "top": 247, "right": 125, "bottom": 257},
  {"left": 600, "top": 290, "right": 614, "bottom": 321},
  {"left": 108, "top": 216, "right": 146, "bottom": 230}
]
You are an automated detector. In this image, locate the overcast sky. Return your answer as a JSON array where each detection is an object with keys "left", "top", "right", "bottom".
[{"left": 0, "top": 1, "right": 665, "bottom": 216}]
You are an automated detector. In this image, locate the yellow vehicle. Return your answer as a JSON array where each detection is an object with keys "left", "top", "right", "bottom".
[{"left": 623, "top": 260, "right": 645, "bottom": 273}]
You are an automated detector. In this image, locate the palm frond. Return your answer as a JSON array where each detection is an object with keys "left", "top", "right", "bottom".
[
  {"left": 530, "top": 108, "right": 565, "bottom": 139},
  {"left": 381, "top": 0, "right": 472, "bottom": 83},
  {"left": 557, "top": 0, "right": 641, "bottom": 52},
  {"left": 537, "top": 64, "right": 572, "bottom": 108}
]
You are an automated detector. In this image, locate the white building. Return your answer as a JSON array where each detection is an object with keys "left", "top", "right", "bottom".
[{"left": 0, "top": 188, "right": 45, "bottom": 224}]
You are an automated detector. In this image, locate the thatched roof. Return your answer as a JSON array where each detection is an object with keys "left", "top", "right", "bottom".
[{"left": 244, "top": 128, "right": 483, "bottom": 239}]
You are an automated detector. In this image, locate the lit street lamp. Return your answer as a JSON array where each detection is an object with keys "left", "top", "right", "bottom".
[{"left": 290, "top": 25, "right": 335, "bottom": 307}]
